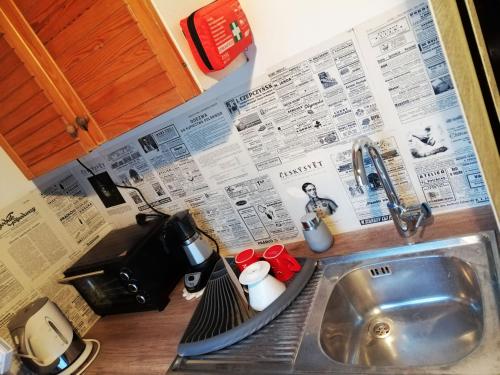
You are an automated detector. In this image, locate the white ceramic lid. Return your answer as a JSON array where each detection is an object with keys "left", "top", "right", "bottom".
[{"left": 239, "top": 261, "right": 270, "bottom": 286}]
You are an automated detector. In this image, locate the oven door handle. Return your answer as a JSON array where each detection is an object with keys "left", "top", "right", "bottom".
[{"left": 58, "top": 270, "right": 105, "bottom": 284}]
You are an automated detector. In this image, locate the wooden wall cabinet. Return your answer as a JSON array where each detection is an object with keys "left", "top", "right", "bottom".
[{"left": 0, "top": 0, "right": 200, "bottom": 179}]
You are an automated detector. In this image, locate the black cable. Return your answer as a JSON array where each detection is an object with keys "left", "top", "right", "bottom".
[
  {"left": 76, "top": 158, "right": 168, "bottom": 217},
  {"left": 77, "top": 159, "right": 220, "bottom": 253}
]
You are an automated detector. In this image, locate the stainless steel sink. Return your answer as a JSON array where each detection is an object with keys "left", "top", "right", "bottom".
[
  {"left": 170, "top": 232, "right": 500, "bottom": 374},
  {"left": 319, "top": 256, "right": 483, "bottom": 367},
  {"left": 295, "top": 232, "right": 500, "bottom": 374}
]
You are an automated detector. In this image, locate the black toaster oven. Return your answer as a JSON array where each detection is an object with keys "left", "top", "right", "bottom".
[{"left": 62, "top": 217, "right": 188, "bottom": 315}]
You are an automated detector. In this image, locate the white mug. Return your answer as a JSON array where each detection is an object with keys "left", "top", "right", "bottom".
[{"left": 238, "top": 261, "right": 286, "bottom": 311}]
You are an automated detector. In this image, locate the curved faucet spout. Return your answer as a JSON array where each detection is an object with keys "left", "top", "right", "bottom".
[
  {"left": 352, "top": 136, "right": 400, "bottom": 207},
  {"left": 351, "top": 136, "right": 371, "bottom": 186},
  {"left": 351, "top": 136, "right": 432, "bottom": 238}
]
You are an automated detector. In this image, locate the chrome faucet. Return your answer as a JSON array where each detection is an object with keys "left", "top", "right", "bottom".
[{"left": 352, "top": 136, "right": 432, "bottom": 238}]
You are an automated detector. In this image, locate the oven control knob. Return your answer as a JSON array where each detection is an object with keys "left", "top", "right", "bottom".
[
  {"left": 136, "top": 294, "right": 146, "bottom": 304},
  {"left": 128, "top": 283, "right": 139, "bottom": 293},
  {"left": 119, "top": 270, "right": 131, "bottom": 281}
]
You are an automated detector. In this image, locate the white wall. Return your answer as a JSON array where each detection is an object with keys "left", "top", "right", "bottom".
[
  {"left": 1, "top": 0, "right": 406, "bottom": 210},
  {"left": 153, "top": 0, "right": 406, "bottom": 89},
  {"left": 0, "top": 148, "right": 35, "bottom": 209}
]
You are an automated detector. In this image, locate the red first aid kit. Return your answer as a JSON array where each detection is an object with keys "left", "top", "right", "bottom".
[{"left": 180, "top": 0, "right": 253, "bottom": 73}]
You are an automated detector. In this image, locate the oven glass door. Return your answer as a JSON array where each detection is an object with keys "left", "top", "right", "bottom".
[{"left": 71, "top": 273, "right": 135, "bottom": 314}]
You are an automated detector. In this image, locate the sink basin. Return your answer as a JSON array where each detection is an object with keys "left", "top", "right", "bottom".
[
  {"left": 319, "top": 256, "right": 483, "bottom": 366},
  {"left": 295, "top": 232, "right": 500, "bottom": 374}
]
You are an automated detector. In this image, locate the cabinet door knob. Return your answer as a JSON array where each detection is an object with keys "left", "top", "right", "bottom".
[
  {"left": 75, "top": 116, "right": 89, "bottom": 131},
  {"left": 66, "top": 124, "right": 78, "bottom": 138}
]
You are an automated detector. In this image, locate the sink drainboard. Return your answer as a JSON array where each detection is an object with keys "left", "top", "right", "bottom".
[{"left": 171, "top": 267, "right": 323, "bottom": 373}]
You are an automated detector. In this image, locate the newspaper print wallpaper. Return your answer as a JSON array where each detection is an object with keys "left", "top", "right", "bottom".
[
  {"left": 67, "top": 0, "right": 488, "bottom": 253},
  {"left": 1, "top": 0, "right": 490, "bottom": 368},
  {"left": 0, "top": 186, "right": 109, "bottom": 371}
]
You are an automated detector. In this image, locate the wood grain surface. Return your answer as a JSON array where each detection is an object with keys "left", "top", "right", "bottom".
[
  {"left": 85, "top": 280, "right": 199, "bottom": 375},
  {"left": 84, "top": 205, "right": 497, "bottom": 375},
  {"left": 0, "top": 0, "right": 103, "bottom": 147},
  {"left": 463, "top": 0, "right": 499, "bottom": 120},
  {"left": 125, "top": 0, "right": 200, "bottom": 101},
  {"left": 0, "top": 15, "right": 92, "bottom": 175},
  {"left": 1, "top": 0, "right": 199, "bottom": 178},
  {"left": 430, "top": 0, "right": 500, "bottom": 224}
]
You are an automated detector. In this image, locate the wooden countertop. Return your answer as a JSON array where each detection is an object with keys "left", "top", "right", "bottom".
[{"left": 84, "top": 205, "right": 497, "bottom": 375}]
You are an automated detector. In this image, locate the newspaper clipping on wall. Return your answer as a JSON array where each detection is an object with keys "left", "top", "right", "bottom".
[
  {"left": 138, "top": 121, "right": 210, "bottom": 200},
  {"left": 220, "top": 32, "right": 386, "bottom": 174},
  {"left": 354, "top": 0, "right": 488, "bottom": 211},
  {"left": 176, "top": 101, "right": 256, "bottom": 186},
  {"left": 356, "top": 1, "right": 458, "bottom": 124},
  {"left": 0, "top": 192, "right": 100, "bottom": 372},
  {"left": 37, "top": 172, "right": 109, "bottom": 249},
  {"left": 267, "top": 32, "right": 384, "bottom": 142},
  {"left": 270, "top": 152, "right": 360, "bottom": 234},
  {"left": 104, "top": 142, "right": 172, "bottom": 211},
  {"left": 184, "top": 190, "right": 253, "bottom": 253},
  {"left": 223, "top": 175, "right": 299, "bottom": 246},
  {"left": 220, "top": 78, "right": 289, "bottom": 171},
  {"left": 406, "top": 111, "right": 489, "bottom": 208}
]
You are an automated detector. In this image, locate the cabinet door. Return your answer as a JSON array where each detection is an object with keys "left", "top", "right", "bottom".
[
  {"left": 14, "top": 0, "right": 200, "bottom": 140},
  {"left": 0, "top": 26, "right": 95, "bottom": 178}
]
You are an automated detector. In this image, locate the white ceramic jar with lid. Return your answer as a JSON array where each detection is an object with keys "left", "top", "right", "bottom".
[{"left": 300, "top": 212, "right": 333, "bottom": 253}]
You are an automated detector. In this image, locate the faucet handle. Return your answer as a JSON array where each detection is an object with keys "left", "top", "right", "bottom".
[
  {"left": 415, "top": 202, "right": 432, "bottom": 228},
  {"left": 399, "top": 202, "right": 433, "bottom": 234}
]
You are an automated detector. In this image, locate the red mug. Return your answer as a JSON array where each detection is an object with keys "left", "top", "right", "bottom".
[
  {"left": 235, "top": 248, "right": 261, "bottom": 272},
  {"left": 263, "top": 244, "right": 301, "bottom": 282}
]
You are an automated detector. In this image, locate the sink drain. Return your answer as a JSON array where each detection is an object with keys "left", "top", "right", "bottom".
[{"left": 370, "top": 321, "right": 391, "bottom": 339}]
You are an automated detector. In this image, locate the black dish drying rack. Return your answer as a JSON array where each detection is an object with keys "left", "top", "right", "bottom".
[{"left": 177, "top": 257, "right": 316, "bottom": 356}]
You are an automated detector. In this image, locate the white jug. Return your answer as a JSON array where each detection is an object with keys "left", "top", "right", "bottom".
[{"left": 239, "top": 261, "right": 286, "bottom": 311}]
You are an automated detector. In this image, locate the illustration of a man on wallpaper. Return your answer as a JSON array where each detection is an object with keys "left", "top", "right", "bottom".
[{"left": 302, "top": 182, "right": 338, "bottom": 217}]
